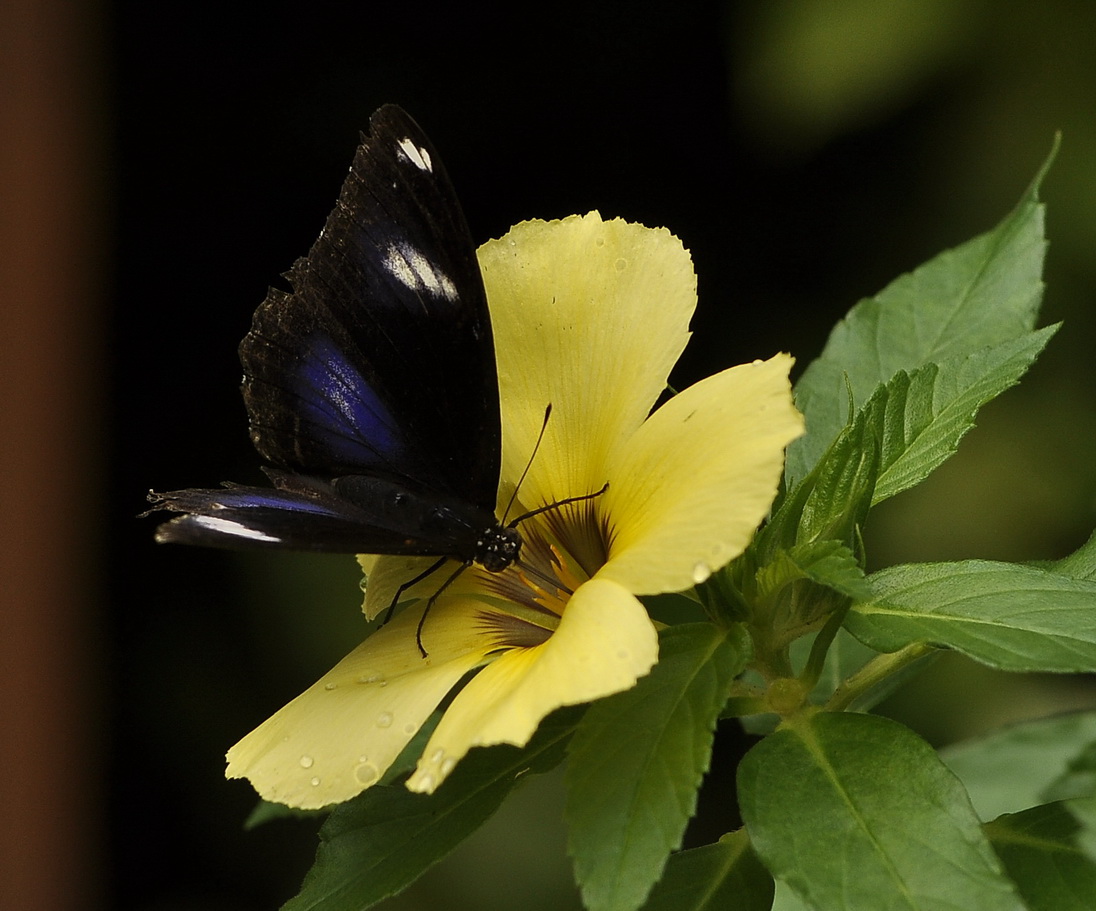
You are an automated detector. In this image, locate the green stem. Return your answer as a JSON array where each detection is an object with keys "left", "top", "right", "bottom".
[{"left": 825, "top": 642, "right": 935, "bottom": 712}]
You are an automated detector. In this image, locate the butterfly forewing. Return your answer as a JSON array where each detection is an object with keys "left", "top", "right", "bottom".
[
  {"left": 149, "top": 105, "right": 513, "bottom": 563},
  {"left": 240, "top": 105, "right": 500, "bottom": 506}
]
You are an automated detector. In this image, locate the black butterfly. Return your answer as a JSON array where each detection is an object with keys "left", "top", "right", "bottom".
[{"left": 148, "top": 106, "right": 524, "bottom": 587}]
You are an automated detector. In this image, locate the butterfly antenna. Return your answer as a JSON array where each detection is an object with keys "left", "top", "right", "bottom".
[
  {"left": 501, "top": 403, "right": 553, "bottom": 523},
  {"left": 507, "top": 481, "right": 608, "bottom": 528}
]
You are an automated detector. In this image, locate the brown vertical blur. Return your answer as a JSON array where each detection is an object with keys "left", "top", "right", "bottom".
[{"left": 1, "top": 1, "right": 105, "bottom": 910}]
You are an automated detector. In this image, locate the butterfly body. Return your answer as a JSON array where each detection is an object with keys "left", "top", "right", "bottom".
[{"left": 149, "top": 105, "right": 519, "bottom": 577}]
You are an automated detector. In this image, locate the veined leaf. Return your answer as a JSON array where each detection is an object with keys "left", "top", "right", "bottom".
[
  {"left": 738, "top": 712, "right": 1025, "bottom": 911},
  {"left": 986, "top": 802, "right": 1096, "bottom": 911},
  {"left": 638, "top": 830, "right": 773, "bottom": 911},
  {"left": 848, "top": 561, "right": 1096, "bottom": 672},
  {"left": 870, "top": 325, "right": 1057, "bottom": 503},
  {"left": 787, "top": 143, "right": 1054, "bottom": 487},
  {"left": 941, "top": 711, "right": 1096, "bottom": 821},
  {"left": 566, "top": 624, "right": 749, "bottom": 911}
]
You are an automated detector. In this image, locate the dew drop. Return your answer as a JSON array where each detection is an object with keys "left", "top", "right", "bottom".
[
  {"left": 378, "top": 680, "right": 388, "bottom": 687},
  {"left": 376, "top": 711, "right": 394, "bottom": 729},
  {"left": 354, "top": 760, "right": 380, "bottom": 786},
  {"left": 310, "top": 776, "right": 321, "bottom": 787},
  {"left": 430, "top": 748, "right": 445, "bottom": 763},
  {"left": 418, "top": 773, "right": 436, "bottom": 791},
  {"left": 403, "top": 723, "right": 416, "bottom": 735},
  {"left": 692, "top": 560, "right": 711, "bottom": 584},
  {"left": 323, "top": 682, "right": 337, "bottom": 691},
  {"left": 614, "top": 257, "right": 628, "bottom": 272},
  {"left": 299, "top": 755, "right": 314, "bottom": 769},
  {"left": 441, "top": 757, "right": 457, "bottom": 776}
]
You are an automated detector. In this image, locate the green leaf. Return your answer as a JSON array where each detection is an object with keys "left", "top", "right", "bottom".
[
  {"left": 760, "top": 403, "right": 878, "bottom": 558},
  {"left": 565, "top": 623, "right": 749, "bottom": 911},
  {"left": 1041, "top": 529, "right": 1096, "bottom": 583},
  {"left": 244, "top": 799, "right": 325, "bottom": 830},
  {"left": 787, "top": 146, "right": 1052, "bottom": 487},
  {"left": 638, "top": 830, "right": 774, "bottom": 911},
  {"left": 986, "top": 802, "right": 1096, "bottom": 911},
  {"left": 848, "top": 561, "right": 1096, "bottom": 672},
  {"left": 869, "top": 326, "right": 1057, "bottom": 504},
  {"left": 941, "top": 711, "right": 1096, "bottom": 821},
  {"left": 738, "top": 712, "right": 1025, "bottom": 911},
  {"left": 283, "top": 706, "right": 581, "bottom": 911}
]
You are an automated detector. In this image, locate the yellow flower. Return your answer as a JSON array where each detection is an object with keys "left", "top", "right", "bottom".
[{"left": 225, "top": 213, "right": 804, "bottom": 808}]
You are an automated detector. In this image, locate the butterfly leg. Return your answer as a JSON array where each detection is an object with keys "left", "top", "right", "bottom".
[
  {"left": 415, "top": 561, "right": 471, "bottom": 658},
  {"left": 383, "top": 555, "right": 449, "bottom": 624}
]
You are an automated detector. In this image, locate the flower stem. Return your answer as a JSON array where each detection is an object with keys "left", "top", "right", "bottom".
[{"left": 825, "top": 642, "right": 936, "bottom": 712}]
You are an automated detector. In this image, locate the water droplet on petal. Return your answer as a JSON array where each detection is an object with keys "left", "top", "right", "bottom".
[
  {"left": 431, "top": 748, "right": 444, "bottom": 763},
  {"left": 403, "top": 723, "right": 416, "bottom": 735},
  {"left": 441, "top": 758, "right": 457, "bottom": 776},
  {"left": 692, "top": 561, "right": 711, "bottom": 584},
  {"left": 614, "top": 257, "right": 628, "bottom": 272},
  {"left": 299, "top": 755, "right": 314, "bottom": 769},
  {"left": 310, "top": 776, "right": 321, "bottom": 787},
  {"left": 323, "top": 682, "right": 337, "bottom": 691},
  {"left": 418, "top": 773, "right": 436, "bottom": 791},
  {"left": 354, "top": 760, "right": 380, "bottom": 786},
  {"left": 376, "top": 711, "right": 394, "bottom": 729}
]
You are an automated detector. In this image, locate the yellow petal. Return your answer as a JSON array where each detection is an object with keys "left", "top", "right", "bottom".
[
  {"left": 226, "top": 602, "right": 495, "bottom": 808},
  {"left": 480, "top": 214, "right": 696, "bottom": 512},
  {"left": 406, "top": 577, "right": 658, "bottom": 792},
  {"left": 598, "top": 353, "right": 804, "bottom": 594}
]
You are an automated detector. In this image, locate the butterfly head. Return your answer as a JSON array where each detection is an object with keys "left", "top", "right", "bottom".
[{"left": 476, "top": 525, "right": 522, "bottom": 573}]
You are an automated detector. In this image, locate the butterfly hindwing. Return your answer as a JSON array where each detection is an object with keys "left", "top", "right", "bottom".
[
  {"left": 149, "top": 470, "right": 495, "bottom": 557},
  {"left": 239, "top": 105, "right": 500, "bottom": 507}
]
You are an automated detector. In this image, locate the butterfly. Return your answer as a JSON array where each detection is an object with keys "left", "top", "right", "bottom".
[{"left": 147, "top": 105, "right": 525, "bottom": 592}]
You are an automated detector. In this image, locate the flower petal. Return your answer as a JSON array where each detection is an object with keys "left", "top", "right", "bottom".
[
  {"left": 598, "top": 353, "right": 803, "bottom": 594},
  {"left": 480, "top": 213, "right": 696, "bottom": 511},
  {"left": 405, "top": 577, "right": 658, "bottom": 792},
  {"left": 225, "top": 601, "right": 496, "bottom": 808}
]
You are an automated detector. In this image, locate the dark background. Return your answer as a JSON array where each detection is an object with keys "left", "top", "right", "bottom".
[{"left": 5, "top": 2, "right": 1096, "bottom": 909}]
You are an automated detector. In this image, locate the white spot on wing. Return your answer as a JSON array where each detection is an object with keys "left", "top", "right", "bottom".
[
  {"left": 382, "top": 241, "right": 458, "bottom": 300},
  {"left": 396, "top": 137, "right": 432, "bottom": 172},
  {"left": 194, "top": 515, "right": 281, "bottom": 543}
]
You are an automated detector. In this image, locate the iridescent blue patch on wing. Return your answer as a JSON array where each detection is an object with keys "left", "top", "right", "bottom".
[
  {"left": 296, "top": 333, "right": 405, "bottom": 467},
  {"left": 209, "top": 488, "right": 345, "bottom": 515}
]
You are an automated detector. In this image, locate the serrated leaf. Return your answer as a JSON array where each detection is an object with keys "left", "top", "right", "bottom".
[
  {"left": 283, "top": 706, "right": 581, "bottom": 911},
  {"left": 870, "top": 326, "right": 1057, "bottom": 503},
  {"left": 787, "top": 146, "right": 1053, "bottom": 486},
  {"left": 738, "top": 712, "right": 1025, "bottom": 911},
  {"left": 848, "top": 561, "right": 1096, "bottom": 672},
  {"left": 638, "top": 830, "right": 773, "bottom": 911},
  {"left": 760, "top": 405, "right": 878, "bottom": 559},
  {"left": 565, "top": 623, "right": 749, "bottom": 911},
  {"left": 986, "top": 802, "right": 1096, "bottom": 911},
  {"left": 941, "top": 711, "right": 1096, "bottom": 821}
]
